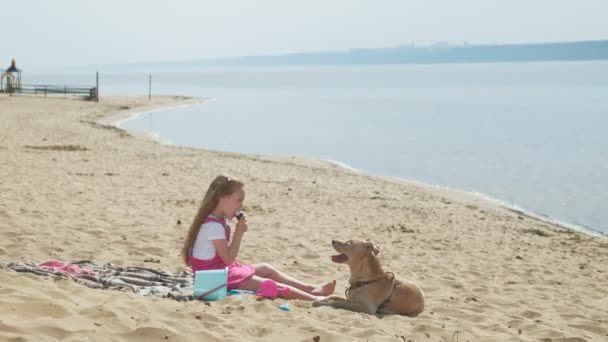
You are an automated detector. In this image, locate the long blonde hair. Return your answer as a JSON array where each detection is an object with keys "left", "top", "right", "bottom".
[{"left": 181, "top": 175, "right": 244, "bottom": 266}]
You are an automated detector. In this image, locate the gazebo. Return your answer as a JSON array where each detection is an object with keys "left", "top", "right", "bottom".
[{"left": 1, "top": 59, "right": 22, "bottom": 93}]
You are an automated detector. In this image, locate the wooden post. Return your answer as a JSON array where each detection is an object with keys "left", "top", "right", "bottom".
[
  {"left": 96, "top": 71, "right": 99, "bottom": 102},
  {"left": 148, "top": 74, "right": 151, "bottom": 101}
]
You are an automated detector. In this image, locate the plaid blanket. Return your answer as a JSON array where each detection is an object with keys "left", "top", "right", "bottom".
[{"left": 7, "top": 260, "right": 196, "bottom": 301}]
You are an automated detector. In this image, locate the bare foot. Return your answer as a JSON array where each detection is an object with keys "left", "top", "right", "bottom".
[{"left": 310, "top": 280, "right": 336, "bottom": 296}]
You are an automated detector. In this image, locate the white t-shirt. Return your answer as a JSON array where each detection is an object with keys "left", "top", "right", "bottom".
[{"left": 191, "top": 221, "right": 227, "bottom": 260}]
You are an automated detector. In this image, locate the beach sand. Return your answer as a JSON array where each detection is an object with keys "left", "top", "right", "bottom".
[{"left": 1, "top": 95, "right": 607, "bottom": 341}]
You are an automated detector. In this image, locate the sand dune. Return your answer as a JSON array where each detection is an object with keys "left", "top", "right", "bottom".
[{"left": 1, "top": 95, "right": 607, "bottom": 341}]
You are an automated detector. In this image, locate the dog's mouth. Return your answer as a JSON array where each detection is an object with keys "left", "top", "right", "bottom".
[{"left": 331, "top": 253, "right": 348, "bottom": 263}]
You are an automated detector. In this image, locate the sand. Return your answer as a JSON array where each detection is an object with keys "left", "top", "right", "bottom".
[{"left": 0, "top": 94, "right": 607, "bottom": 341}]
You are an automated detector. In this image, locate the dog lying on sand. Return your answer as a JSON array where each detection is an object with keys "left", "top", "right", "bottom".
[{"left": 313, "top": 239, "right": 424, "bottom": 316}]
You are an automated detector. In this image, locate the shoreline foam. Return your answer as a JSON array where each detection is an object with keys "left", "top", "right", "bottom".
[{"left": 118, "top": 111, "right": 606, "bottom": 239}]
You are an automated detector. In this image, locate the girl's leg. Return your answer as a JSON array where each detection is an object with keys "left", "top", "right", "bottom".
[
  {"left": 238, "top": 275, "right": 323, "bottom": 301},
  {"left": 253, "top": 263, "right": 336, "bottom": 296}
]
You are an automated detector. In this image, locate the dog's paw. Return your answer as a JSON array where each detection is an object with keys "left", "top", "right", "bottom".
[{"left": 312, "top": 299, "right": 329, "bottom": 307}]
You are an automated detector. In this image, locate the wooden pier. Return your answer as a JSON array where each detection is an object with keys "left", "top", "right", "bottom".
[{"left": 8, "top": 84, "right": 99, "bottom": 101}]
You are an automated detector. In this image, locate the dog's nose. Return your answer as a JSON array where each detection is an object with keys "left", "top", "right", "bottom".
[{"left": 332, "top": 240, "right": 337, "bottom": 245}]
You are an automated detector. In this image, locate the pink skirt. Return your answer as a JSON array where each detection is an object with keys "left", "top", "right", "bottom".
[
  {"left": 190, "top": 256, "right": 255, "bottom": 289},
  {"left": 225, "top": 261, "right": 255, "bottom": 289}
]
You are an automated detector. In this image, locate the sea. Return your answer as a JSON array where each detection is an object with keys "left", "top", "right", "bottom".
[{"left": 27, "top": 61, "right": 608, "bottom": 235}]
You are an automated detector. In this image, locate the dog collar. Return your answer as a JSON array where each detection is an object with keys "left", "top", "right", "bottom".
[{"left": 345, "top": 272, "right": 396, "bottom": 303}]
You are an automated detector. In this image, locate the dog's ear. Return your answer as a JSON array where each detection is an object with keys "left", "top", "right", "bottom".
[{"left": 365, "top": 240, "right": 380, "bottom": 255}]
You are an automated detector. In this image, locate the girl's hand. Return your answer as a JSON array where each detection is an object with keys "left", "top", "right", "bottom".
[{"left": 235, "top": 216, "right": 248, "bottom": 235}]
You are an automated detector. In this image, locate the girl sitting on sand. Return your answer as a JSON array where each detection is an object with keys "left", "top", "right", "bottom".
[{"left": 181, "top": 174, "right": 335, "bottom": 300}]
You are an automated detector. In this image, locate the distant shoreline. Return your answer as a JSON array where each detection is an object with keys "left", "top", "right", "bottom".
[
  {"left": 68, "top": 40, "right": 608, "bottom": 72},
  {"left": 186, "top": 40, "right": 608, "bottom": 67}
]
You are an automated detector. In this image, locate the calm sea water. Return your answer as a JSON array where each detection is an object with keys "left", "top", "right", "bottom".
[{"left": 30, "top": 62, "right": 608, "bottom": 235}]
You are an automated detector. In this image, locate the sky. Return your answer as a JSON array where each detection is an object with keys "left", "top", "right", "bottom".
[{"left": 3, "top": 0, "right": 608, "bottom": 67}]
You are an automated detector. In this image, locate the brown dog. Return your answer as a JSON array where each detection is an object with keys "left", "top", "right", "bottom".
[{"left": 313, "top": 239, "right": 425, "bottom": 316}]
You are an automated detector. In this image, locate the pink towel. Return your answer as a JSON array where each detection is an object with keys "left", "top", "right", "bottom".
[{"left": 38, "top": 260, "right": 100, "bottom": 277}]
